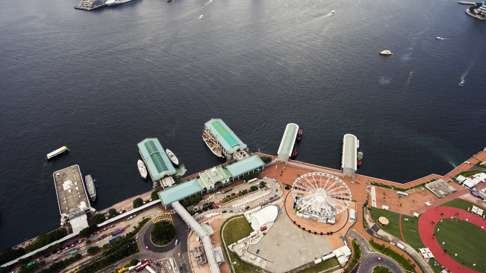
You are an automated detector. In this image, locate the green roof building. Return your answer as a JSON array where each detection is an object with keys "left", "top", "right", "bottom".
[
  {"left": 138, "top": 138, "right": 176, "bottom": 181},
  {"left": 226, "top": 155, "right": 265, "bottom": 179},
  {"left": 158, "top": 179, "right": 202, "bottom": 206},
  {"left": 205, "top": 119, "right": 247, "bottom": 154}
]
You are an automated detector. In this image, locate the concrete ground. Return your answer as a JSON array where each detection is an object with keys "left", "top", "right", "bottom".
[{"left": 246, "top": 209, "right": 333, "bottom": 273}]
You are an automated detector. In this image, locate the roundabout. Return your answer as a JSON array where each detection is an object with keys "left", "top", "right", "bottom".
[{"left": 418, "top": 206, "right": 486, "bottom": 273}]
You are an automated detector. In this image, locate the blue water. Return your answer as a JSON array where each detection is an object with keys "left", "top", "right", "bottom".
[{"left": 0, "top": 0, "right": 485, "bottom": 248}]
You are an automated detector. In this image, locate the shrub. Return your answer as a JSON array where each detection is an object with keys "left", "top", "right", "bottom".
[
  {"left": 133, "top": 198, "right": 144, "bottom": 208},
  {"left": 151, "top": 221, "right": 176, "bottom": 245}
]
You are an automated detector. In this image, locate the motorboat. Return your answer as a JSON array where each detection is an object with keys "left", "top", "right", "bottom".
[
  {"left": 165, "top": 148, "right": 180, "bottom": 166},
  {"left": 137, "top": 159, "right": 148, "bottom": 179},
  {"left": 379, "top": 49, "right": 393, "bottom": 56}
]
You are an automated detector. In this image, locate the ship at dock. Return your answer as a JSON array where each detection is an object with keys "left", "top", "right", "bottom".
[
  {"left": 105, "top": 0, "right": 136, "bottom": 6},
  {"left": 137, "top": 159, "right": 148, "bottom": 179},
  {"left": 84, "top": 175, "right": 96, "bottom": 202},
  {"left": 165, "top": 148, "right": 180, "bottom": 166},
  {"left": 202, "top": 118, "right": 249, "bottom": 160}
]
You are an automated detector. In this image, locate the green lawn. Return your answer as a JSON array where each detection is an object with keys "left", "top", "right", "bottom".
[
  {"left": 373, "top": 265, "right": 392, "bottom": 273},
  {"left": 369, "top": 208, "right": 401, "bottom": 238},
  {"left": 442, "top": 199, "right": 475, "bottom": 211},
  {"left": 220, "top": 216, "right": 264, "bottom": 273},
  {"left": 297, "top": 257, "right": 339, "bottom": 273},
  {"left": 401, "top": 216, "right": 423, "bottom": 250},
  {"left": 428, "top": 258, "right": 444, "bottom": 273},
  {"left": 435, "top": 219, "right": 486, "bottom": 272}
]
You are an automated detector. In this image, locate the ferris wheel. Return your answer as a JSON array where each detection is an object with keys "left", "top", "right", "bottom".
[{"left": 291, "top": 172, "right": 352, "bottom": 216}]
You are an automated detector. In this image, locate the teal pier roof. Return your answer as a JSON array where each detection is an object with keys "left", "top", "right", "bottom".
[
  {"left": 226, "top": 155, "right": 265, "bottom": 178},
  {"left": 138, "top": 138, "right": 176, "bottom": 181},
  {"left": 205, "top": 118, "right": 247, "bottom": 154},
  {"left": 277, "top": 123, "right": 299, "bottom": 161},
  {"left": 158, "top": 179, "right": 203, "bottom": 206}
]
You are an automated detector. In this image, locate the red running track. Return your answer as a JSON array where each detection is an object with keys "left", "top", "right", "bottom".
[{"left": 418, "top": 206, "right": 486, "bottom": 273}]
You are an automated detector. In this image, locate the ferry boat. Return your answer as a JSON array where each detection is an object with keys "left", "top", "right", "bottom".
[
  {"left": 379, "top": 49, "right": 393, "bottom": 56},
  {"left": 105, "top": 0, "right": 134, "bottom": 6},
  {"left": 137, "top": 159, "right": 148, "bottom": 179},
  {"left": 165, "top": 148, "right": 180, "bottom": 166},
  {"left": 84, "top": 175, "right": 96, "bottom": 202},
  {"left": 202, "top": 129, "right": 224, "bottom": 158},
  {"left": 466, "top": 2, "right": 486, "bottom": 20},
  {"left": 297, "top": 128, "right": 304, "bottom": 142},
  {"left": 46, "top": 146, "right": 70, "bottom": 160}
]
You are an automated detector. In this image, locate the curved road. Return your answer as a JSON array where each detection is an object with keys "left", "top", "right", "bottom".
[
  {"left": 138, "top": 214, "right": 189, "bottom": 253},
  {"left": 349, "top": 231, "right": 404, "bottom": 273}
]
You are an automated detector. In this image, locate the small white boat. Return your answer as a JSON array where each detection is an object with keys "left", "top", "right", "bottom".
[
  {"left": 105, "top": 0, "right": 134, "bottom": 6},
  {"left": 137, "top": 159, "right": 148, "bottom": 179},
  {"left": 330, "top": 9, "right": 336, "bottom": 15},
  {"left": 435, "top": 36, "right": 447, "bottom": 40},
  {"left": 165, "top": 148, "right": 180, "bottom": 166},
  {"left": 47, "top": 146, "right": 69, "bottom": 160},
  {"left": 379, "top": 49, "right": 393, "bottom": 56},
  {"left": 458, "top": 79, "right": 465, "bottom": 87}
]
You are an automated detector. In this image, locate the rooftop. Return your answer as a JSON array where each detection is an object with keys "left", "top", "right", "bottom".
[
  {"left": 205, "top": 118, "right": 247, "bottom": 154},
  {"left": 226, "top": 155, "right": 265, "bottom": 178},
  {"left": 52, "top": 165, "right": 91, "bottom": 220},
  {"left": 341, "top": 134, "right": 359, "bottom": 171},
  {"left": 198, "top": 165, "right": 231, "bottom": 190},
  {"left": 277, "top": 123, "right": 299, "bottom": 160},
  {"left": 158, "top": 179, "right": 203, "bottom": 206},
  {"left": 138, "top": 138, "right": 176, "bottom": 181}
]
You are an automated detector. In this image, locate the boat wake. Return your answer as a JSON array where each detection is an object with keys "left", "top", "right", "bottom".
[
  {"left": 459, "top": 60, "right": 475, "bottom": 87},
  {"left": 379, "top": 76, "right": 392, "bottom": 85},
  {"left": 322, "top": 9, "right": 336, "bottom": 18},
  {"left": 406, "top": 71, "right": 414, "bottom": 86},
  {"left": 203, "top": 0, "right": 213, "bottom": 7}
]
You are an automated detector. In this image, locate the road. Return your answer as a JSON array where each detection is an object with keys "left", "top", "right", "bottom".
[{"left": 349, "top": 230, "right": 404, "bottom": 273}]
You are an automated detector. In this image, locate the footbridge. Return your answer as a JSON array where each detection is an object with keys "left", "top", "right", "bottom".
[{"left": 172, "top": 201, "right": 220, "bottom": 273}]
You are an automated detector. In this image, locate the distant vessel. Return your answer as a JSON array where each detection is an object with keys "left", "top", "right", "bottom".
[
  {"left": 457, "top": 1, "right": 477, "bottom": 5},
  {"left": 296, "top": 128, "right": 304, "bottom": 142},
  {"left": 379, "top": 49, "right": 393, "bottom": 56},
  {"left": 458, "top": 79, "right": 465, "bottom": 87},
  {"left": 105, "top": 0, "right": 134, "bottom": 6},
  {"left": 435, "top": 36, "right": 447, "bottom": 40},
  {"left": 137, "top": 159, "right": 148, "bottom": 179},
  {"left": 46, "top": 146, "right": 69, "bottom": 160},
  {"left": 165, "top": 148, "right": 180, "bottom": 166},
  {"left": 84, "top": 175, "right": 96, "bottom": 202}
]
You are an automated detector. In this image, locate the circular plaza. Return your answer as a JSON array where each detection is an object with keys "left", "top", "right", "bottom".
[{"left": 285, "top": 172, "right": 353, "bottom": 234}]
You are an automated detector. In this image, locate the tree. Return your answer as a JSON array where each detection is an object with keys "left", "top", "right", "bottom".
[
  {"left": 259, "top": 181, "right": 266, "bottom": 189},
  {"left": 92, "top": 214, "right": 106, "bottom": 225},
  {"left": 108, "top": 208, "right": 119, "bottom": 218},
  {"left": 151, "top": 190, "right": 160, "bottom": 201},
  {"left": 79, "top": 225, "right": 97, "bottom": 238},
  {"left": 87, "top": 246, "right": 100, "bottom": 255},
  {"left": 151, "top": 221, "right": 176, "bottom": 245},
  {"left": 133, "top": 198, "right": 144, "bottom": 208}
]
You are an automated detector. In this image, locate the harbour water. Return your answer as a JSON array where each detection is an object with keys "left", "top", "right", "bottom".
[{"left": 0, "top": 0, "right": 485, "bottom": 248}]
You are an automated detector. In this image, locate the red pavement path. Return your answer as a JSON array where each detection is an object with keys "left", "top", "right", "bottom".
[{"left": 418, "top": 206, "right": 486, "bottom": 273}]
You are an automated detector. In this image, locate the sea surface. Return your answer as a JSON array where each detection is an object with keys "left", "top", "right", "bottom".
[{"left": 0, "top": 0, "right": 485, "bottom": 248}]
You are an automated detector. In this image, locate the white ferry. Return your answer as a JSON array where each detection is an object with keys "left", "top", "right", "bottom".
[
  {"left": 202, "top": 129, "right": 224, "bottom": 158},
  {"left": 84, "top": 175, "right": 96, "bottom": 202},
  {"left": 46, "top": 146, "right": 69, "bottom": 160},
  {"left": 165, "top": 148, "right": 180, "bottom": 166},
  {"left": 137, "top": 159, "right": 148, "bottom": 179},
  {"left": 105, "top": 0, "right": 134, "bottom": 6}
]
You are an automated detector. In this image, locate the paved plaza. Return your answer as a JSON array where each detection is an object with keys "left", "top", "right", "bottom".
[{"left": 246, "top": 211, "right": 333, "bottom": 273}]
